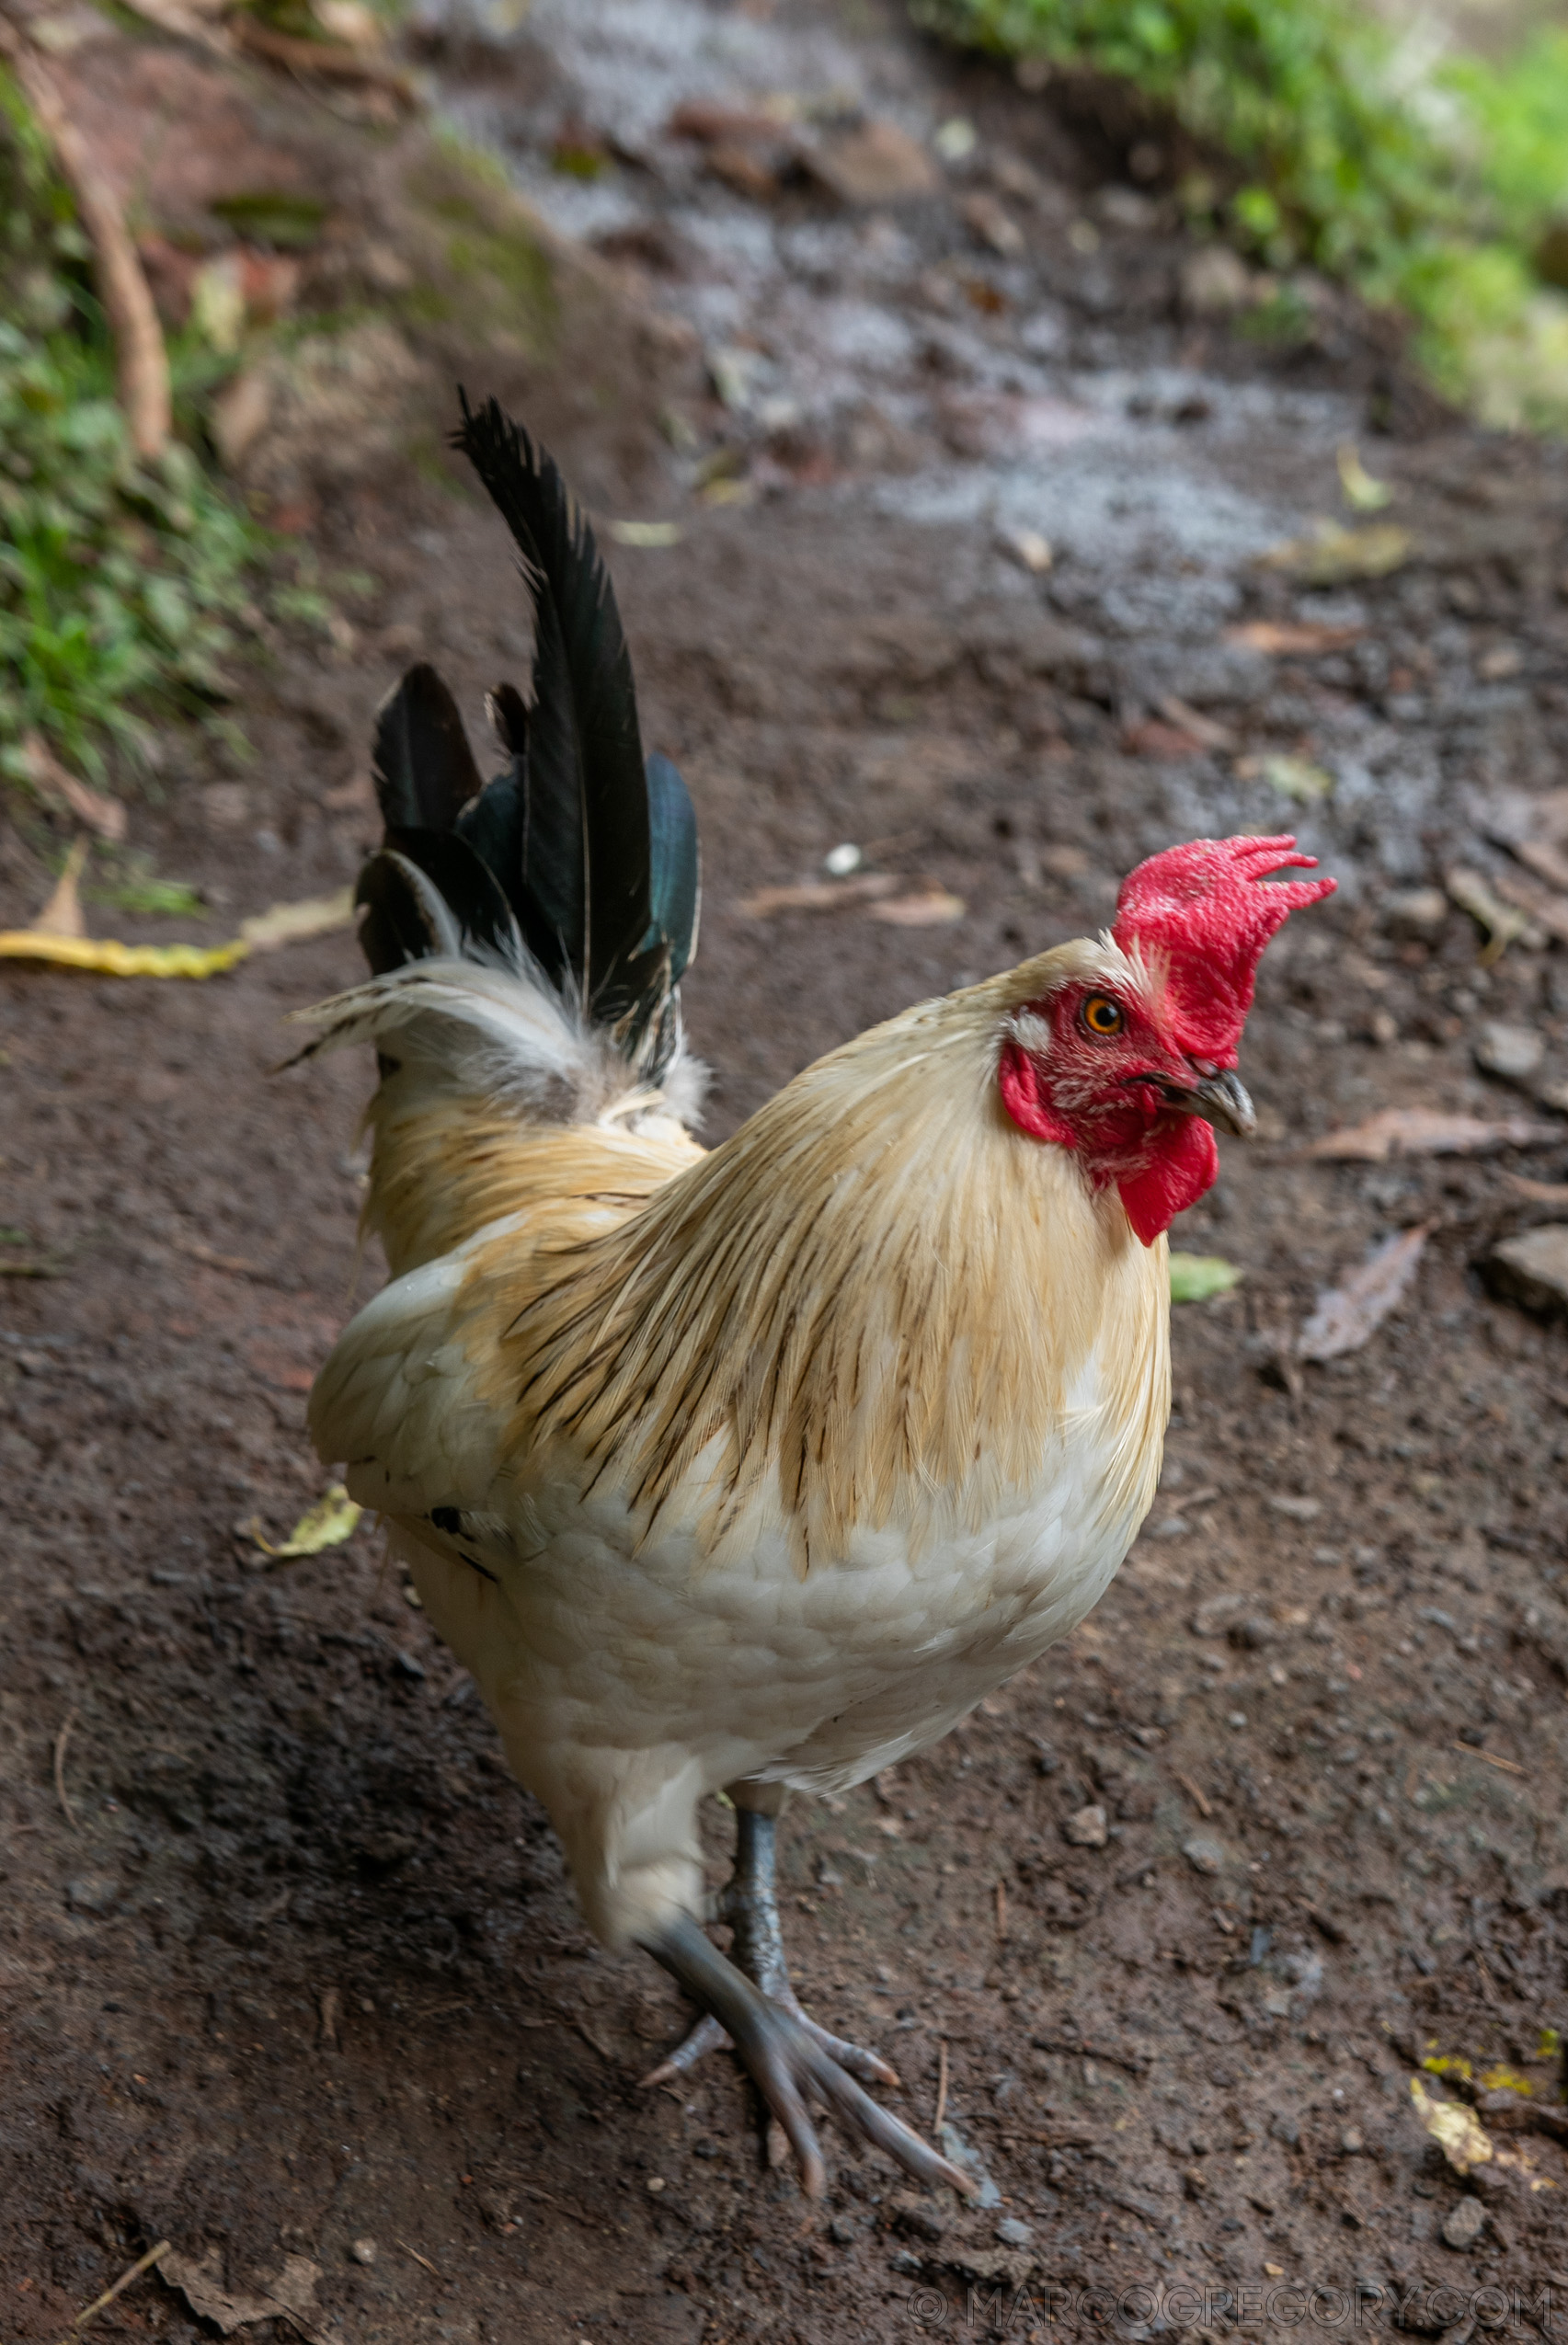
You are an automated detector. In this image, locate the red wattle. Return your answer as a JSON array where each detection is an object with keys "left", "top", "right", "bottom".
[
  {"left": 998, "top": 1040, "right": 1078, "bottom": 1148},
  {"left": 1116, "top": 1117, "right": 1219, "bottom": 1246}
]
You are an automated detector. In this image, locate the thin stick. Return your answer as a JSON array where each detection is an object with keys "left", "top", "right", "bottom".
[
  {"left": 53, "top": 1706, "right": 80, "bottom": 1831},
  {"left": 52, "top": 2238, "right": 170, "bottom": 2344},
  {"left": 933, "top": 2039, "right": 948, "bottom": 2137},
  {"left": 0, "top": 25, "right": 170, "bottom": 457},
  {"left": 1454, "top": 1743, "right": 1527, "bottom": 1778},
  {"left": 395, "top": 2239, "right": 441, "bottom": 2278},
  {"left": 994, "top": 1879, "right": 1008, "bottom": 1938},
  {"left": 1174, "top": 1770, "right": 1213, "bottom": 1819}
]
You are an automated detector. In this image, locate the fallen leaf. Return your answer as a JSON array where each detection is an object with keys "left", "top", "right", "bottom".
[
  {"left": 250, "top": 1483, "right": 362, "bottom": 1561},
  {"left": 738, "top": 874, "right": 898, "bottom": 917},
  {"left": 30, "top": 837, "right": 89, "bottom": 938},
  {"left": 0, "top": 933, "right": 250, "bottom": 977},
  {"left": 1298, "top": 1225, "right": 1429, "bottom": 1361},
  {"left": 1410, "top": 2077, "right": 1493, "bottom": 2175},
  {"left": 1236, "top": 752, "right": 1333, "bottom": 804},
  {"left": 18, "top": 733, "right": 128, "bottom": 841},
  {"left": 1446, "top": 865, "right": 1539, "bottom": 961},
  {"left": 1169, "top": 1253, "right": 1242, "bottom": 1302},
  {"left": 1260, "top": 519, "right": 1413, "bottom": 586},
  {"left": 1225, "top": 620, "right": 1365, "bottom": 655},
  {"left": 868, "top": 884, "right": 966, "bottom": 926},
  {"left": 1303, "top": 1109, "right": 1560, "bottom": 1161},
  {"left": 239, "top": 888, "right": 355, "bottom": 951},
  {"left": 1488, "top": 866, "right": 1568, "bottom": 946},
  {"left": 605, "top": 519, "right": 683, "bottom": 548},
  {"left": 162, "top": 2249, "right": 326, "bottom": 2339},
  {"left": 1336, "top": 442, "right": 1392, "bottom": 512}
]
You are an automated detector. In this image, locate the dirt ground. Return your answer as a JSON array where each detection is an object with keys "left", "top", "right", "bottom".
[{"left": 5, "top": 2, "right": 1568, "bottom": 2339}]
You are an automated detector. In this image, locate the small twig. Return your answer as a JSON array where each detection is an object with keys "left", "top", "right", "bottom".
[
  {"left": 395, "top": 2239, "right": 441, "bottom": 2278},
  {"left": 53, "top": 1706, "right": 81, "bottom": 1831},
  {"left": 0, "top": 24, "right": 170, "bottom": 457},
  {"left": 229, "top": 16, "right": 416, "bottom": 102},
  {"left": 933, "top": 2039, "right": 948, "bottom": 2137},
  {"left": 52, "top": 2237, "right": 171, "bottom": 2345},
  {"left": 1454, "top": 1743, "right": 1527, "bottom": 1778},
  {"left": 1174, "top": 1770, "right": 1213, "bottom": 1819},
  {"left": 993, "top": 1879, "right": 1008, "bottom": 1939}
]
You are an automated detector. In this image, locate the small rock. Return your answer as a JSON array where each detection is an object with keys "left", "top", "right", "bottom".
[
  {"left": 646, "top": 2176, "right": 666, "bottom": 2193},
  {"left": 997, "top": 524, "right": 1052, "bottom": 574},
  {"left": 1064, "top": 1803, "right": 1108, "bottom": 1847},
  {"left": 1269, "top": 1494, "right": 1322, "bottom": 1522},
  {"left": 1341, "top": 2127, "right": 1364, "bottom": 2154},
  {"left": 1179, "top": 245, "right": 1253, "bottom": 316},
  {"left": 1473, "top": 1020, "right": 1545, "bottom": 1083},
  {"left": 959, "top": 190, "right": 1024, "bottom": 256},
  {"left": 1191, "top": 1590, "right": 1253, "bottom": 1637},
  {"left": 995, "top": 2215, "right": 1034, "bottom": 2247},
  {"left": 889, "top": 2192, "right": 947, "bottom": 2241},
  {"left": 1489, "top": 1224, "right": 1568, "bottom": 1318},
  {"left": 1181, "top": 1833, "right": 1226, "bottom": 1876},
  {"left": 349, "top": 2239, "right": 377, "bottom": 2266},
  {"left": 1382, "top": 886, "right": 1448, "bottom": 940},
  {"left": 806, "top": 120, "right": 939, "bottom": 206},
  {"left": 1441, "top": 2195, "right": 1487, "bottom": 2250},
  {"left": 64, "top": 1873, "right": 120, "bottom": 1914}
]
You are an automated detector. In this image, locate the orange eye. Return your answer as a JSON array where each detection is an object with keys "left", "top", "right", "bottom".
[{"left": 1082, "top": 993, "right": 1125, "bottom": 1036}]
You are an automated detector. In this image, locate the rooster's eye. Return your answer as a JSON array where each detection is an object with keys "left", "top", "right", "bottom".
[{"left": 1082, "top": 994, "right": 1125, "bottom": 1036}]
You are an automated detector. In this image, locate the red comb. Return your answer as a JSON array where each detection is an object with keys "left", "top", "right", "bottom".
[{"left": 1112, "top": 834, "right": 1336, "bottom": 1065}]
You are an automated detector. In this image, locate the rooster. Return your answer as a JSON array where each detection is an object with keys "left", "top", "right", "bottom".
[{"left": 302, "top": 395, "right": 1334, "bottom": 2197}]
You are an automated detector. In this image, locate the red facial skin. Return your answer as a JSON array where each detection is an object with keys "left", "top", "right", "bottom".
[
  {"left": 998, "top": 834, "right": 1337, "bottom": 1245},
  {"left": 998, "top": 983, "right": 1220, "bottom": 1246}
]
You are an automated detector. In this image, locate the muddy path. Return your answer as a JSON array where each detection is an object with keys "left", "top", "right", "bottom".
[{"left": 4, "top": 2, "right": 1568, "bottom": 2339}]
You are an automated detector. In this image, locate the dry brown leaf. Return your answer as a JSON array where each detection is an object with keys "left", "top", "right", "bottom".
[
  {"left": 19, "top": 733, "right": 128, "bottom": 842},
  {"left": 163, "top": 2248, "right": 326, "bottom": 2340},
  {"left": 1303, "top": 1109, "right": 1560, "bottom": 1161},
  {"left": 868, "top": 884, "right": 966, "bottom": 927},
  {"left": 1489, "top": 867, "right": 1568, "bottom": 946},
  {"left": 30, "top": 837, "right": 89, "bottom": 939},
  {"left": 1225, "top": 620, "right": 1364, "bottom": 655},
  {"left": 1505, "top": 1173, "right": 1568, "bottom": 1205},
  {"left": 1298, "top": 1225, "right": 1429, "bottom": 1361},
  {"left": 738, "top": 875, "right": 897, "bottom": 917},
  {"left": 239, "top": 888, "right": 355, "bottom": 952},
  {"left": 1410, "top": 2079, "right": 1493, "bottom": 2176}
]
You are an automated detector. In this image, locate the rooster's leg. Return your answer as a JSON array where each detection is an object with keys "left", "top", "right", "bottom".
[
  {"left": 641, "top": 1796, "right": 964, "bottom": 2196},
  {"left": 641, "top": 1909, "right": 969, "bottom": 2199}
]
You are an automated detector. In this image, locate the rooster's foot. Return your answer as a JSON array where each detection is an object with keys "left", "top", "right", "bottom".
[
  {"left": 640, "top": 1806, "right": 958, "bottom": 2195},
  {"left": 641, "top": 1911, "right": 971, "bottom": 2200},
  {"left": 646, "top": 1805, "right": 895, "bottom": 2090}
]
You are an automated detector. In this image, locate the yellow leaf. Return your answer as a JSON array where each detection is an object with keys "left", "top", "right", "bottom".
[
  {"left": 0, "top": 932, "right": 251, "bottom": 978},
  {"left": 250, "top": 1482, "right": 363, "bottom": 1561},
  {"left": 239, "top": 888, "right": 356, "bottom": 952},
  {"left": 1336, "top": 441, "right": 1392, "bottom": 512},
  {"left": 1410, "top": 2076, "right": 1493, "bottom": 2174}
]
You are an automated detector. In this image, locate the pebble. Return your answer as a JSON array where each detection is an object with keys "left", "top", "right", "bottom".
[
  {"left": 1473, "top": 1020, "right": 1544, "bottom": 1083},
  {"left": 646, "top": 2176, "right": 667, "bottom": 2193},
  {"left": 1182, "top": 1833, "right": 1226, "bottom": 1876},
  {"left": 349, "top": 2239, "right": 377, "bottom": 2266},
  {"left": 1441, "top": 2195, "right": 1487, "bottom": 2249},
  {"left": 1489, "top": 1224, "right": 1568, "bottom": 1317},
  {"left": 1382, "top": 887, "right": 1448, "bottom": 939},
  {"left": 1064, "top": 1803, "right": 1108, "bottom": 1847},
  {"left": 64, "top": 1874, "right": 120, "bottom": 1914},
  {"left": 995, "top": 2216, "right": 1034, "bottom": 2247}
]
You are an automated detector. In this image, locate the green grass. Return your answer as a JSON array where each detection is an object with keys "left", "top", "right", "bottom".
[
  {"left": 0, "top": 71, "right": 269, "bottom": 785},
  {"left": 913, "top": 0, "right": 1568, "bottom": 428}
]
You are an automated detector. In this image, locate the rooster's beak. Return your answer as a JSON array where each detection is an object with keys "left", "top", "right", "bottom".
[{"left": 1153, "top": 1067, "right": 1256, "bottom": 1138}]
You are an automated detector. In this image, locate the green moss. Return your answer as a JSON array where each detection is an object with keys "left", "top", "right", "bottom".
[
  {"left": 913, "top": 0, "right": 1568, "bottom": 429},
  {"left": 402, "top": 144, "right": 559, "bottom": 356}
]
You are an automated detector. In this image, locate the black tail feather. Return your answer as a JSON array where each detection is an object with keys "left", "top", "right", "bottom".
[
  {"left": 354, "top": 395, "right": 700, "bottom": 1088},
  {"left": 371, "top": 663, "right": 484, "bottom": 834}
]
